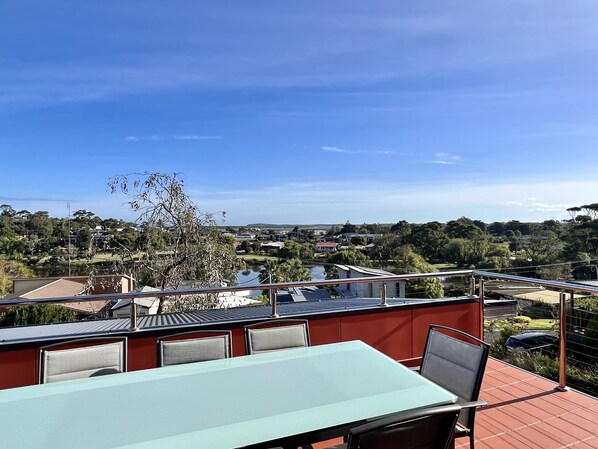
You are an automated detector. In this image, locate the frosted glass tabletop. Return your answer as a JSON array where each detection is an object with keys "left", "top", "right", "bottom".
[{"left": 0, "top": 340, "right": 457, "bottom": 449}]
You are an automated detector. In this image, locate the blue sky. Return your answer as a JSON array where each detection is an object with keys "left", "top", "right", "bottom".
[{"left": 1, "top": 1, "right": 598, "bottom": 225}]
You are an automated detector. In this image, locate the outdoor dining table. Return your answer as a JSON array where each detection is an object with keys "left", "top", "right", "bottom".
[{"left": 0, "top": 340, "right": 457, "bottom": 449}]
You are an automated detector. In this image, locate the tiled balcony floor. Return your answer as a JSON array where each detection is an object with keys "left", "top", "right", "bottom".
[
  {"left": 315, "top": 358, "right": 598, "bottom": 449},
  {"left": 466, "top": 358, "right": 598, "bottom": 449}
]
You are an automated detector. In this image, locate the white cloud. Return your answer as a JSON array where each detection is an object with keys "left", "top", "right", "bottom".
[
  {"left": 125, "top": 135, "right": 221, "bottom": 142},
  {"left": 125, "top": 135, "right": 161, "bottom": 141},
  {"left": 322, "top": 146, "right": 352, "bottom": 153},
  {"left": 8, "top": 178, "right": 597, "bottom": 226},
  {"left": 188, "top": 178, "right": 598, "bottom": 225},
  {"left": 173, "top": 135, "right": 222, "bottom": 140},
  {"left": 321, "top": 146, "right": 394, "bottom": 155},
  {"left": 430, "top": 152, "right": 461, "bottom": 165}
]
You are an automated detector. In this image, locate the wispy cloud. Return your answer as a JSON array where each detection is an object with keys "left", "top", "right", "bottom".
[
  {"left": 322, "top": 146, "right": 393, "bottom": 155},
  {"left": 430, "top": 152, "right": 461, "bottom": 165},
  {"left": 0, "top": 195, "right": 72, "bottom": 203},
  {"left": 125, "top": 135, "right": 161, "bottom": 142},
  {"left": 126, "top": 135, "right": 222, "bottom": 142},
  {"left": 173, "top": 135, "right": 222, "bottom": 140},
  {"left": 188, "top": 178, "right": 598, "bottom": 225}
]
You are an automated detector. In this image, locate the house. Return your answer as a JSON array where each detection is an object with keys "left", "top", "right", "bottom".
[
  {"left": 334, "top": 264, "right": 405, "bottom": 298},
  {"left": 111, "top": 285, "right": 161, "bottom": 318},
  {"left": 337, "top": 233, "right": 382, "bottom": 244},
  {"left": 5, "top": 275, "right": 133, "bottom": 318},
  {"left": 260, "top": 241, "right": 285, "bottom": 253},
  {"left": 315, "top": 241, "right": 338, "bottom": 253},
  {"left": 275, "top": 286, "right": 332, "bottom": 303}
]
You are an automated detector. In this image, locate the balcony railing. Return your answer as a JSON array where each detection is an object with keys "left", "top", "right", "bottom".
[{"left": 1, "top": 268, "right": 597, "bottom": 393}]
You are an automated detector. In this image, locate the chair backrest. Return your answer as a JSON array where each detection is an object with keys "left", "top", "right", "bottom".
[
  {"left": 40, "top": 337, "right": 127, "bottom": 384},
  {"left": 419, "top": 325, "right": 489, "bottom": 430},
  {"left": 157, "top": 330, "right": 232, "bottom": 367},
  {"left": 244, "top": 319, "right": 310, "bottom": 355},
  {"left": 347, "top": 403, "right": 462, "bottom": 449}
]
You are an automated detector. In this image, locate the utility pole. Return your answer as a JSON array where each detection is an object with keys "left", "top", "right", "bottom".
[{"left": 67, "top": 203, "right": 71, "bottom": 276}]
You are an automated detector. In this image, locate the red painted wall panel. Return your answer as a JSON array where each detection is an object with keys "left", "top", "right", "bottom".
[
  {"left": 0, "top": 300, "right": 481, "bottom": 389},
  {"left": 411, "top": 302, "right": 481, "bottom": 358},
  {"left": 340, "top": 310, "right": 413, "bottom": 360},
  {"left": 0, "top": 348, "right": 37, "bottom": 389},
  {"left": 308, "top": 317, "right": 341, "bottom": 347}
]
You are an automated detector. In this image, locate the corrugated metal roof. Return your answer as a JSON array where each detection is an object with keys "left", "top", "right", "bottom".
[{"left": 0, "top": 296, "right": 476, "bottom": 345}]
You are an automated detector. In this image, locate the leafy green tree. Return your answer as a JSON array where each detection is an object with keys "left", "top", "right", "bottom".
[
  {"left": 390, "top": 220, "right": 412, "bottom": 237},
  {"left": 239, "top": 240, "right": 253, "bottom": 253},
  {"left": 0, "top": 256, "right": 33, "bottom": 297},
  {"left": 404, "top": 222, "right": 448, "bottom": 262},
  {"left": 73, "top": 210, "right": 101, "bottom": 227},
  {"left": 370, "top": 233, "right": 403, "bottom": 261},
  {"left": 277, "top": 240, "right": 314, "bottom": 260},
  {"left": 477, "top": 244, "right": 512, "bottom": 270},
  {"left": 506, "top": 230, "right": 523, "bottom": 252},
  {"left": 350, "top": 236, "right": 366, "bottom": 246},
  {"left": 504, "top": 220, "right": 531, "bottom": 235},
  {"left": 524, "top": 230, "right": 561, "bottom": 266},
  {"left": 473, "top": 220, "right": 486, "bottom": 232},
  {"left": 487, "top": 222, "right": 505, "bottom": 236},
  {"left": 259, "top": 258, "right": 312, "bottom": 283},
  {"left": 109, "top": 172, "right": 240, "bottom": 313},
  {"left": 445, "top": 217, "right": 484, "bottom": 240},
  {"left": 393, "top": 246, "right": 444, "bottom": 298},
  {"left": 444, "top": 238, "right": 471, "bottom": 266},
  {"left": 328, "top": 250, "right": 372, "bottom": 267},
  {"left": 28, "top": 211, "right": 54, "bottom": 241},
  {"left": 0, "top": 305, "right": 76, "bottom": 326},
  {"left": 340, "top": 221, "right": 357, "bottom": 234}
]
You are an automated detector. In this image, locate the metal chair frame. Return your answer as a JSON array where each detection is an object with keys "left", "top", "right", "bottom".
[
  {"left": 39, "top": 336, "right": 127, "bottom": 384},
  {"left": 156, "top": 329, "right": 232, "bottom": 367},
  {"left": 420, "top": 325, "right": 490, "bottom": 449},
  {"left": 244, "top": 319, "right": 311, "bottom": 355}
]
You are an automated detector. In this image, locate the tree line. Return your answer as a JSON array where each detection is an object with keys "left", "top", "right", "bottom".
[{"left": 2, "top": 175, "right": 598, "bottom": 301}]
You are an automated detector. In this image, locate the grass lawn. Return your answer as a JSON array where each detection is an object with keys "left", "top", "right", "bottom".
[
  {"left": 528, "top": 319, "right": 558, "bottom": 330},
  {"left": 485, "top": 317, "right": 558, "bottom": 331},
  {"left": 238, "top": 254, "right": 279, "bottom": 263}
]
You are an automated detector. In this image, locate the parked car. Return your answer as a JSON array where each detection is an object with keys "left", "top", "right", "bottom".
[
  {"left": 506, "top": 331, "right": 587, "bottom": 359},
  {"left": 505, "top": 332, "right": 558, "bottom": 354}
]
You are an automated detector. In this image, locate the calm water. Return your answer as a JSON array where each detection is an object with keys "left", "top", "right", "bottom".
[
  {"left": 236, "top": 265, "right": 326, "bottom": 288},
  {"left": 34, "top": 262, "right": 327, "bottom": 290}
]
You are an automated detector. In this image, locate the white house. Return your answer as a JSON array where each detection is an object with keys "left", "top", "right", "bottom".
[
  {"left": 335, "top": 265, "right": 406, "bottom": 299},
  {"left": 111, "top": 286, "right": 160, "bottom": 318}
]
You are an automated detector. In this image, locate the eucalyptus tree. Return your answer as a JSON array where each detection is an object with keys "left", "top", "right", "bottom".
[{"left": 109, "top": 172, "right": 240, "bottom": 313}]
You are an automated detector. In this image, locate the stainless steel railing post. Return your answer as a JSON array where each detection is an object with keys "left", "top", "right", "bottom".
[
  {"left": 470, "top": 275, "right": 476, "bottom": 296},
  {"left": 270, "top": 289, "right": 279, "bottom": 318},
  {"left": 557, "top": 291, "right": 568, "bottom": 391},
  {"left": 129, "top": 298, "right": 138, "bottom": 331},
  {"left": 478, "top": 278, "right": 485, "bottom": 340},
  {"left": 379, "top": 282, "right": 388, "bottom": 307}
]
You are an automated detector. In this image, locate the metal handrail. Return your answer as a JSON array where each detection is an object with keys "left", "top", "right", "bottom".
[
  {"left": 473, "top": 270, "right": 598, "bottom": 295},
  {"left": 0, "top": 270, "right": 474, "bottom": 308},
  {"left": 3, "top": 267, "right": 597, "bottom": 391}
]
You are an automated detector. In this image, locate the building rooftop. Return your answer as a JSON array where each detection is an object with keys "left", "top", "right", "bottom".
[{"left": 0, "top": 296, "right": 476, "bottom": 345}]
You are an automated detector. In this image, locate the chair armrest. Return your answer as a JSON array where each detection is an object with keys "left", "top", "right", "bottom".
[{"left": 458, "top": 400, "right": 487, "bottom": 410}]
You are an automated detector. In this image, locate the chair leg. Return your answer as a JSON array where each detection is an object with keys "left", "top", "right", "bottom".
[{"left": 469, "top": 433, "right": 475, "bottom": 449}]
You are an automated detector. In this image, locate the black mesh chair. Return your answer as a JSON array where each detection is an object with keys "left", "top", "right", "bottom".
[
  {"left": 346, "top": 403, "right": 462, "bottom": 449},
  {"left": 244, "top": 319, "right": 310, "bottom": 355},
  {"left": 157, "top": 330, "right": 232, "bottom": 367},
  {"left": 419, "top": 325, "right": 490, "bottom": 449}
]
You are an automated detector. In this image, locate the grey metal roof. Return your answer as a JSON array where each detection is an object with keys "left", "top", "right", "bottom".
[
  {"left": 111, "top": 297, "right": 158, "bottom": 310},
  {"left": 0, "top": 296, "right": 476, "bottom": 346}
]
